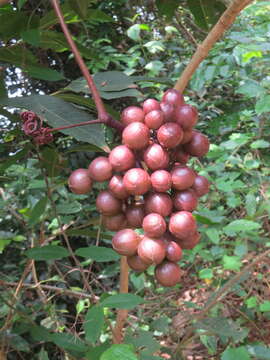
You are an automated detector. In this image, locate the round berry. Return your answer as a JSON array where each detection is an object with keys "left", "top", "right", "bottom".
[
  {"left": 112, "top": 229, "right": 140, "bottom": 256},
  {"left": 157, "top": 122, "right": 183, "bottom": 148},
  {"left": 122, "top": 122, "right": 150, "bottom": 150},
  {"left": 171, "top": 166, "right": 196, "bottom": 190},
  {"left": 143, "top": 98, "right": 161, "bottom": 114},
  {"left": 173, "top": 189, "right": 198, "bottom": 212},
  {"left": 123, "top": 168, "right": 151, "bottom": 195},
  {"left": 183, "top": 131, "right": 210, "bottom": 157},
  {"left": 174, "top": 104, "right": 198, "bottom": 130},
  {"left": 162, "top": 89, "right": 184, "bottom": 107},
  {"left": 121, "top": 106, "right": 144, "bottom": 126},
  {"left": 109, "top": 145, "right": 135, "bottom": 172},
  {"left": 142, "top": 213, "right": 166, "bottom": 238},
  {"left": 160, "top": 102, "right": 175, "bottom": 122},
  {"left": 88, "top": 156, "right": 112, "bottom": 182},
  {"left": 96, "top": 190, "right": 122, "bottom": 215},
  {"left": 103, "top": 213, "right": 127, "bottom": 231},
  {"left": 109, "top": 175, "right": 129, "bottom": 199},
  {"left": 169, "top": 211, "right": 197, "bottom": 240},
  {"left": 143, "top": 144, "right": 169, "bottom": 171},
  {"left": 127, "top": 255, "right": 149, "bottom": 272},
  {"left": 165, "top": 241, "right": 182, "bottom": 262},
  {"left": 176, "top": 231, "right": 201, "bottom": 249},
  {"left": 145, "top": 192, "right": 173, "bottom": 217},
  {"left": 126, "top": 204, "right": 145, "bottom": 228},
  {"left": 68, "top": 169, "right": 92, "bottom": 194},
  {"left": 192, "top": 175, "right": 210, "bottom": 197},
  {"left": 151, "top": 170, "right": 172, "bottom": 192},
  {"left": 155, "top": 261, "right": 182, "bottom": 287},
  {"left": 144, "top": 110, "right": 164, "bottom": 129},
  {"left": 137, "top": 236, "right": 166, "bottom": 264}
]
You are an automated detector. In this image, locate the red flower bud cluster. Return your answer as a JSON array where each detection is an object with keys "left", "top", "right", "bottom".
[{"left": 20, "top": 111, "right": 53, "bottom": 145}]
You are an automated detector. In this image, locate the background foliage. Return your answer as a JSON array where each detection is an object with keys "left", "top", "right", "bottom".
[{"left": 0, "top": 0, "right": 270, "bottom": 359}]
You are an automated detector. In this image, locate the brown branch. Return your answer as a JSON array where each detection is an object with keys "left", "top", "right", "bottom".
[
  {"left": 174, "top": 12, "right": 197, "bottom": 47},
  {"left": 0, "top": 280, "right": 96, "bottom": 300},
  {"left": 113, "top": 256, "right": 129, "bottom": 344},
  {"left": 174, "top": 0, "right": 254, "bottom": 93},
  {"left": 50, "top": 0, "right": 124, "bottom": 132},
  {"left": 0, "top": 0, "right": 10, "bottom": 6}
]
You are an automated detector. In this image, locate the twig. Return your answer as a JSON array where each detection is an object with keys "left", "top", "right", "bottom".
[
  {"left": 113, "top": 256, "right": 129, "bottom": 344},
  {"left": 174, "top": 0, "right": 254, "bottom": 92},
  {"left": 50, "top": 0, "right": 123, "bottom": 132},
  {"left": 0, "top": 280, "right": 96, "bottom": 301},
  {"left": 0, "top": 0, "right": 10, "bottom": 6},
  {"left": 174, "top": 12, "right": 197, "bottom": 47}
]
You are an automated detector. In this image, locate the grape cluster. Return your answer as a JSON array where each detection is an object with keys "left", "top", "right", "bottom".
[{"left": 68, "top": 89, "right": 210, "bottom": 287}]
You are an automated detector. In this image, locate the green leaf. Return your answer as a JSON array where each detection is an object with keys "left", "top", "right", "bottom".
[
  {"left": 0, "top": 147, "right": 29, "bottom": 172},
  {"left": 93, "top": 71, "right": 134, "bottom": 92},
  {"left": 25, "top": 245, "right": 69, "bottom": 261},
  {"left": 156, "top": 0, "right": 179, "bottom": 19},
  {"left": 0, "top": 95, "right": 107, "bottom": 150},
  {"left": 21, "top": 29, "right": 40, "bottom": 46},
  {"left": 101, "top": 294, "right": 144, "bottom": 309},
  {"left": 127, "top": 24, "right": 150, "bottom": 41},
  {"left": 50, "top": 332, "right": 87, "bottom": 355},
  {"left": 224, "top": 220, "right": 261, "bottom": 235},
  {"left": 206, "top": 228, "right": 220, "bottom": 244},
  {"left": 101, "top": 344, "right": 138, "bottom": 360},
  {"left": 26, "top": 66, "right": 65, "bottom": 81},
  {"left": 199, "top": 268, "right": 213, "bottom": 279},
  {"left": 221, "top": 347, "right": 251, "bottom": 360},
  {"left": 245, "top": 193, "right": 257, "bottom": 217},
  {"left": 187, "top": 0, "right": 226, "bottom": 31},
  {"left": 195, "top": 317, "right": 248, "bottom": 342},
  {"left": 259, "top": 301, "right": 270, "bottom": 312},
  {"left": 18, "top": 0, "right": 27, "bottom": 10},
  {"left": 245, "top": 296, "right": 257, "bottom": 308},
  {"left": 250, "top": 140, "right": 270, "bottom": 149},
  {"left": 68, "top": 0, "right": 89, "bottom": 19},
  {"left": 246, "top": 345, "right": 270, "bottom": 359},
  {"left": 75, "top": 246, "right": 120, "bottom": 262},
  {"left": 28, "top": 197, "right": 48, "bottom": 226},
  {"left": 40, "top": 4, "right": 79, "bottom": 30},
  {"left": 151, "top": 317, "right": 169, "bottom": 333},
  {"left": 85, "top": 343, "right": 111, "bottom": 360},
  {"left": 84, "top": 305, "right": 104, "bottom": 343},
  {"left": 56, "top": 201, "right": 82, "bottom": 214},
  {"left": 255, "top": 95, "right": 270, "bottom": 114},
  {"left": 236, "top": 80, "right": 265, "bottom": 98},
  {"left": 222, "top": 255, "right": 242, "bottom": 271}
]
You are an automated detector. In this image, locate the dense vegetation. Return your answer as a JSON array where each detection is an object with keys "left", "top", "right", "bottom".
[{"left": 0, "top": 0, "right": 270, "bottom": 359}]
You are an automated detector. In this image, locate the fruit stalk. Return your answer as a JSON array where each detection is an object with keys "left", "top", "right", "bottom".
[
  {"left": 174, "top": 0, "right": 254, "bottom": 93},
  {"left": 113, "top": 256, "right": 129, "bottom": 344},
  {"left": 50, "top": 0, "right": 123, "bottom": 132}
]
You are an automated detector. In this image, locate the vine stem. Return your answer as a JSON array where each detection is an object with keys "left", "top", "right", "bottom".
[
  {"left": 113, "top": 256, "right": 129, "bottom": 344},
  {"left": 174, "top": 0, "right": 254, "bottom": 92},
  {"left": 50, "top": 0, "right": 124, "bottom": 132},
  {"left": 48, "top": 119, "right": 102, "bottom": 133}
]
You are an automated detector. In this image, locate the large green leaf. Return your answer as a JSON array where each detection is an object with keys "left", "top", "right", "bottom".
[
  {"left": 221, "top": 347, "right": 251, "bottom": 360},
  {"left": 156, "top": 0, "right": 179, "bottom": 19},
  {"left": 28, "top": 197, "right": 48, "bottom": 226},
  {"left": 0, "top": 45, "right": 64, "bottom": 81},
  {"left": 75, "top": 246, "right": 120, "bottom": 262},
  {"left": 0, "top": 95, "right": 107, "bottom": 150},
  {"left": 187, "top": 0, "right": 226, "bottom": 30},
  {"left": 101, "top": 294, "right": 144, "bottom": 309},
  {"left": 101, "top": 345, "right": 138, "bottom": 360},
  {"left": 0, "top": 11, "right": 38, "bottom": 41},
  {"left": 84, "top": 305, "right": 104, "bottom": 343},
  {"left": 68, "top": 0, "right": 89, "bottom": 19},
  {"left": 25, "top": 245, "right": 69, "bottom": 261},
  {"left": 224, "top": 219, "right": 261, "bottom": 235}
]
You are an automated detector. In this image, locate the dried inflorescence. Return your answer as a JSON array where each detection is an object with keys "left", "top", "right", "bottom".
[{"left": 20, "top": 111, "right": 54, "bottom": 145}]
